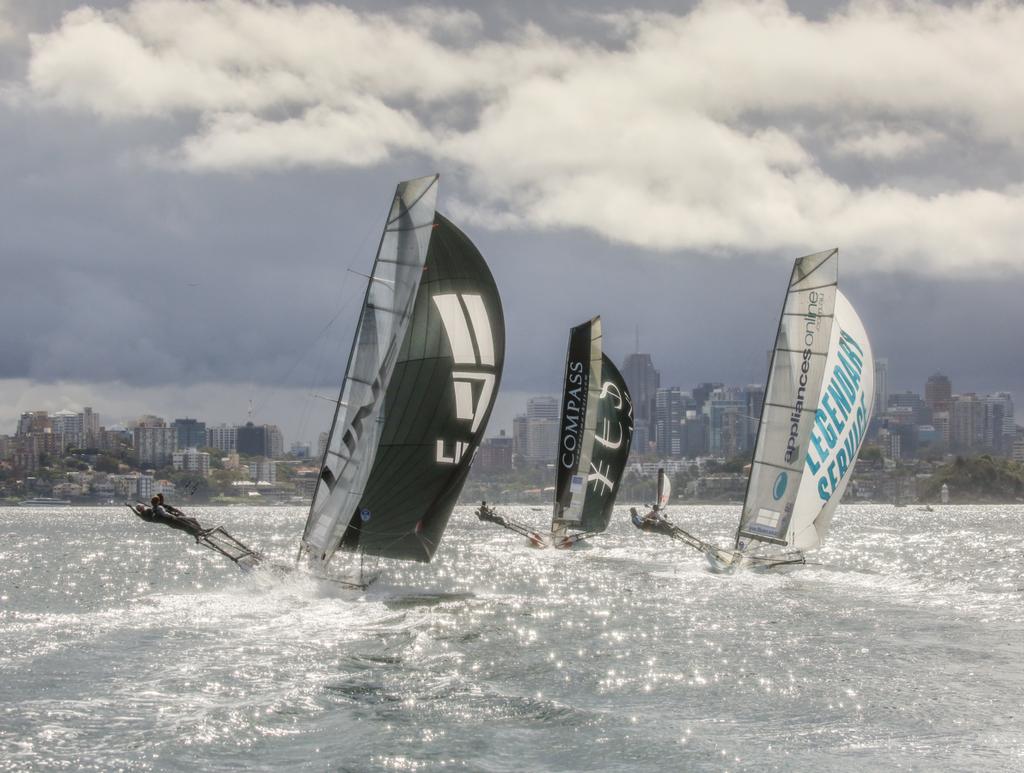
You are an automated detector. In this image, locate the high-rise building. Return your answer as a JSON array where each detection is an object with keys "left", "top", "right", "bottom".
[
  {"left": 950, "top": 394, "right": 985, "bottom": 451},
  {"left": 680, "top": 413, "right": 709, "bottom": 458},
  {"left": 692, "top": 383, "right": 723, "bottom": 415},
  {"left": 478, "top": 431, "right": 514, "bottom": 471},
  {"left": 172, "top": 448, "right": 211, "bottom": 476},
  {"left": 17, "top": 411, "right": 51, "bottom": 437},
  {"left": 655, "top": 387, "right": 686, "bottom": 458},
  {"left": 248, "top": 459, "right": 277, "bottom": 484},
  {"left": 82, "top": 407, "right": 99, "bottom": 447},
  {"left": 925, "top": 372, "right": 952, "bottom": 412},
  {"left": 206, "top": 424, "right": 237, "bottom": 452},
  {"left": 888, "top": 391, "right": 928, "bottom": 424},
  {"left": 512, "top": 414, "right": 529, "bottom": 458},
  {"left": 236, "top": 422, "right": 268, "bottom": 456},
  {"left": 874, "top": 358, "right": 889, "bottom": 419},
  {"left": 134, "top": 424, "right": 177, "bottom": 467},
  {"left": 516, "top": 397, "right": 560, "bottom": 463},
  {"left": 982, "top": 392, "right": 1015, "bottom": 454},
  {"left": 317, "top": 432, "right": 329, "bottom": 461},
  {"left": 50, "top": 409, "right": 84, "bottom": 449},
  {"left": 289, "top": 441, "right": 312, "bottom": 459},
  {"left": 526, "top": 397, "right": 559, "bottom": 420},
  {"left": 622, "top": 353, "right": 660, "bottom": 458},
  {"left": 705, "top": 388, "right": 745, "bottom": 457},
  {"left": 173, "top": 418, "right": 207, "bottom": 449},
  {"left": 525, "top": 416, "right": 559, "bottom": 464},
  {"left": 266, "top": 425, "right": 285, "bottom": 459}
]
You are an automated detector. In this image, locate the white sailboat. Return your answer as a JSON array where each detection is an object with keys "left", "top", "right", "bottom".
[{"left": 632, "top": 249, "right": 874, "bottom": 570}]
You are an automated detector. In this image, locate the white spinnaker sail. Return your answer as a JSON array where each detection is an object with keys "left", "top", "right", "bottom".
[
  {"left": 787, "top": 290, "right": 874, "bottom": 551},
  {"left": 302, "top": 175, "right": 439, "bottom": 566},
  {"left": 736, "top": 249, "right": 838, "bottom": 548},
  {"left": 657, "top": 468, "right": 671, "bottom": 510}
]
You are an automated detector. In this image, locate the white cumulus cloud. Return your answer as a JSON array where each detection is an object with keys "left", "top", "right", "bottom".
[{"left": 23, "top": 0, "right": 1024, "bottom": 274}]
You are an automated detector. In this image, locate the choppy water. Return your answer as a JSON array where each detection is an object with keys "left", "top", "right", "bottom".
[{"left": 1, "top": 504, "right": 1021, "bottom": 772}]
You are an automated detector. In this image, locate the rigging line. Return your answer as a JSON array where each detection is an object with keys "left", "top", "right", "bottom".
[
  {"left": 250, "top": 271, "right": 359, "bottom": 419},
  {"left": 255, "top": 203, "right": 380, "bottom": 429}
]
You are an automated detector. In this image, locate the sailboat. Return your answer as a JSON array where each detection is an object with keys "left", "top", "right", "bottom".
[
  {"left": 477, "top": 316, "right": 633, "bottom": 549},
  {"left": 632, "top": 249, "right": 874, "bottom": 570},
  {"left": 299, "top": 175, "right": 505, "bottom": 585}
]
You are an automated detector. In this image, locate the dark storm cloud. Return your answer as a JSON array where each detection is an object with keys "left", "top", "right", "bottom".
[{"left": 0, "top": 0, "right": 1022, "bottom": 437}]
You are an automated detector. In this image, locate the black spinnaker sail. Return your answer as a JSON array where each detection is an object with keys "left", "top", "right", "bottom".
[
  {"left": 302, "top": 177, "right": 504, "bottom": 568},
  {"left": 338, "top": 214, "right": 504, "bottom": 562},
  {"left": 552, "top": 317, "right": 633, "bottom": 537}
]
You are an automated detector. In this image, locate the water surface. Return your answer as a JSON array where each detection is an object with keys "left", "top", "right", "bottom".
[{"left": 1, "top": 504, "right": 1021, "bottom": 771}]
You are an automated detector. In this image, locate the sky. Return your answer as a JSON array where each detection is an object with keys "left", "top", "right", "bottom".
[{"left": 1, "top": 0, "right": 1023, "bottom": 446}]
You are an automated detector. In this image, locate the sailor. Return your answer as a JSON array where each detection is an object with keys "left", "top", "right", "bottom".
[
  {"left": 630, "top": 507, "right": 646, "bottom": 529},
  {"left": 156, "top": 493, "right": 190, "bottom": 520},
  {"left": 476, "top": 501, "right": 502, "bottom": 525},
  {"left": 132, "top": 496, "right": 208, "bottom": 539},
  {"left": 631, "top": 506, "right": 676, "bottom": 537}
]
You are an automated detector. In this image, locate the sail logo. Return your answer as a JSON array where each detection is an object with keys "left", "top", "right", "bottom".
[
  {"left": 784, "top": 291, "right": 823, "bottom": 463},
  {"left": 773, "top": 471, "right": 788, "bottom": 500},
  {"left": 805, "top": 328, "right": 869, "bottom": 502},
  {"left": 433, "top": 293, "right": 497, "bottom": 464},
  {"left": 588, "top": 379, "right": 634, "bottom": 495}
]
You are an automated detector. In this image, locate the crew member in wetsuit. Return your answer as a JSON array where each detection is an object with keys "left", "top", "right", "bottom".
[
  {"left": 156, "top": 493, "right": 191, "bottom": 521},
  {"left": 476, "top": 501, "right": 503, "bottom": 525},
  {"left": 630, "top": 506, "right": 676, "bottom": 537},
  {"left": 132, "top": 496, "right": 207, "bottom": 538}
]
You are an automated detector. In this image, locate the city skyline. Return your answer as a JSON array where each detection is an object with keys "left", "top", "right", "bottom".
[
  {"left": 2, "top": 356, "right": 1013, "bottom": 453},
  {"left": 3, "top": 2, "right": 1024, "bottom": 451}
]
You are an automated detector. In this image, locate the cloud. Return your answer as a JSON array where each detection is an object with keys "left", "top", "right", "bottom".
[
  {"left": 22, "top": 0, "right": 1024, "bottom": 274},
  {"left": 0, "top": 0, "right": 15, "bottom": 43},
  {"left": 832, "top": 126, "right": 943, "bottom": 160}
]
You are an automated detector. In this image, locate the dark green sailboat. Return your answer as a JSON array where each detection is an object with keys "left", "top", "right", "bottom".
[
  {"left": 477, "top": 317, "right": 633, "bottom": 549},
  {"left": 300, "top": 175, "right": 505, "bottom": 579}
]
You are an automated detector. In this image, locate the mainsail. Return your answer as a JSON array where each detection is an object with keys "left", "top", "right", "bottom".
[
  {"left": 552, "top": 317, "right": 634, "bottom": 535},
  {"left": 302, "top": 176, "right": 504, "bottom": 568},
  {"left": 735, "top": 249, "right": 838, "bottom": 548},
  {"left": 735, "top": 249, "right": 874, "bottom": 553}
]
